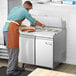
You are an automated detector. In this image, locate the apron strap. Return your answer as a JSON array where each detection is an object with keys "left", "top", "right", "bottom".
[{"left": 6, "top": 20, "right": 19, "bottom": 25}]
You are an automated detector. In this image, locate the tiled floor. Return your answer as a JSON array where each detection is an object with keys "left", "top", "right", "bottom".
[
  {"left": 0, "top": 59, "right": 8, "bottom": 67},
  {"left": 0, "top": 59, "right": 76, "bottom": 75},
  {"left": 55, "top": 64, "right": 76, "bottom": 74}
]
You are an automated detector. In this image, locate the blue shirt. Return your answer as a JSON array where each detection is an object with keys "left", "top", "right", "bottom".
[{"left": 3, "top": 6, "right": 36, "bottom": 31}]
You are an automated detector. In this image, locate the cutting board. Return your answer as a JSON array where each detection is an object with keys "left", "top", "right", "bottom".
[{"left": 28, "top": 68, "right": 76, "bottom": 76}]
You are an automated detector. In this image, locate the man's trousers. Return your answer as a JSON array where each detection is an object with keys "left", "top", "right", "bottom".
[{"left": 3, "top": 31, "right": 19, "bottom": 74}]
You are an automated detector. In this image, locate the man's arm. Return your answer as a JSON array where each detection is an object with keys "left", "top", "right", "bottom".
[{"left": 25, "top": 12, "right": 45, "bottom": 28}]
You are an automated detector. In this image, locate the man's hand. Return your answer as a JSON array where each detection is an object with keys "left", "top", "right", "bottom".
[{"left": 35, "top": 21, "right": 45, "bottom": 28}]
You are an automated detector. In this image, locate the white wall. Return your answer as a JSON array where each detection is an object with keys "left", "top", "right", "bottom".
[
  {"left": 0, "top": 0, "right": 22, "bottom": 45},
  {"left": 0, "top": 0, "right": 7, "bottom": 44},
  {"left": 31, "top": 3, "right": 76, "bottom": 65}
]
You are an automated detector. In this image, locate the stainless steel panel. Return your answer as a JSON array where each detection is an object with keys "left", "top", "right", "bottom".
[
  {"left": 19, "top": 35, "right": 35, "bottom": 64},
  {"left": 32, "top": 15, "right": 62, "bottom": 28},
  {"left": 36, "top": 37, "right": 53, "bottom": 68}
]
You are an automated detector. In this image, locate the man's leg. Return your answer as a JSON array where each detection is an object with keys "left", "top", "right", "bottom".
[
  {"left": 3, "top": 32, "right": 20, "bottom": 76},
  {"left": 7, "top": 48, "right": 19, "bottom": 74}
]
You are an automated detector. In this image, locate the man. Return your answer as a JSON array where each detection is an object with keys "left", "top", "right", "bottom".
[{"left": 3, "top": 1, "right": 45, "bottom": 76}]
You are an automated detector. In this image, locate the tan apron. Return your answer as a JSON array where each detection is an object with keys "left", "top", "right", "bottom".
[{"left": 8, "top": 19, "right": 25, "bottom": 48}]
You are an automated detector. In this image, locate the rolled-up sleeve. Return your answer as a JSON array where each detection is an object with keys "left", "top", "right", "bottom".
[{"left": 25, "top": 12, "right": 36, "bottom": 25}]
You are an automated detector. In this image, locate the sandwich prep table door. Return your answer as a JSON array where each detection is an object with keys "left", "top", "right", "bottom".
[{"left": 19, "top": 35, "right": 35, "bottom": 64}]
